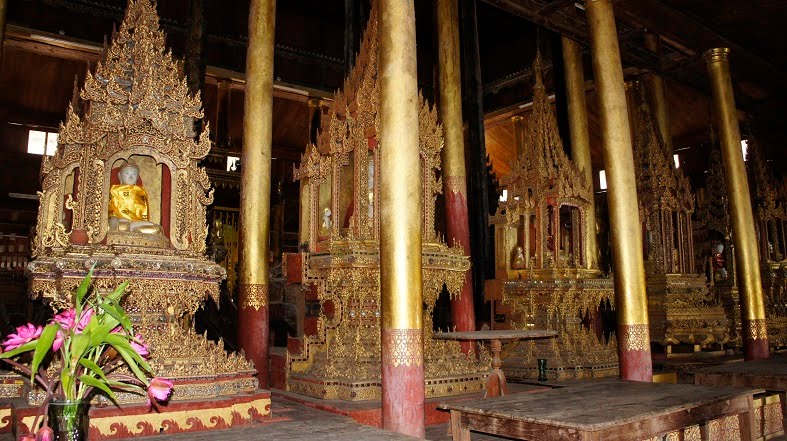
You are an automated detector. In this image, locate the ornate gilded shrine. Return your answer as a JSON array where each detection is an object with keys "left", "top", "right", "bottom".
[
  {"left": 488, "top": 53, "right": 617, "bottom": 380},
  {"left": 286, "top": 5, "right": 488, "bottom": 401},
  {"left": 25, "top": 0, "right": 267, "bottom": 433},
  {"left": 631, "top": 84, "right": 729, "bottom": 352},
  {"left": 693, "top": 134, "right": 741, "bottom": 348},
  {"left": 746, "top": 137, "right": 787, "bottom": 347}
]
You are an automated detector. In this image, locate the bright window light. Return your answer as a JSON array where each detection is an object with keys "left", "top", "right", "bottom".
[
  {"left": 741, "top": 139, "right": 748, "bottom": 161},
  {"left": 227, "top": 155, "right": 240, "bottom": 171},
  {"left": 599, "top": 170, "right": 607, "bottom": 190},
  {"left": 673, "top": 154, "right": 680, "bottom": 168},
  {"left": 499, "top": 189, "right": 508, "bottom": 202},
  {"left": 27, "top": 130, "right": 58, "bottom": 156}
]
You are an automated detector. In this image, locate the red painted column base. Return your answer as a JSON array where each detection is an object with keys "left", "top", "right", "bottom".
[
  {"left": 617, "top": 324, "right": 653, "bottom": 382},
  {"left": 238, "top": 305, "right": 270, "bottom": 389},
  {"left": 382, "top": 328, "right": 425, "bottom": 438}
]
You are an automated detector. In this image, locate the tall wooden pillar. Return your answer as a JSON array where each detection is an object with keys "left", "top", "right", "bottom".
[
  {"left": 238, "top": 0, "right": 276, "bottom": 388},
  {"left": 215, "top": 80, "right": 231, "bottom": 147},
  {"left": 586, "top": 0, "right": 652, "bottom": 382},
  {"left": 184, "top": 0, "right": 207, "bottom": 98},
  {"left": 459, "top": 0, "right": 490, "bottom": 308},
  {"left": 705, "top": 48, "right": 769, "bottom": 360},
  {"left": 379, "top": 0, "right": 425, "bottom": 436},
  {"left": 561, "top": 36, "right": 598, "bottom": 268},
  {"left": 643, "top": 33, "right": 673, "bottom": 155},
  {"left": 437, "top": 0, "right": 476, "bottom": 343}
]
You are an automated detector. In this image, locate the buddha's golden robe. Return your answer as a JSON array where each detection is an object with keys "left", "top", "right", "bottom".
[{"left": 109, "top": 184, "right": 150, "bottom": 221}]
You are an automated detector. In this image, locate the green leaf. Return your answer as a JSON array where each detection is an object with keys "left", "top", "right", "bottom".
[
  {"left": 78, "top": 374, "right": 118, "bottom": 403},
  {"left": 107, "top": 380, "right": 145, "bottom": 394},
  {"left": 0, "top": 340, "right": 38, "bottom": 359},
  {"left": 75, "top": 266, "right": 95, "bottom": 316},
  {"left": 29, "top": 324, "right": 59, "bottom": 381},
  {"left": 105, "top": 334, "right": 151, "bottom": 379},
  {"left": 98, "top": 302, "right": 132, "bottom": 334},
  {"left": 87, "top": 324, "right": 113, "bottom": 348},
  {"left": 69, "top": 333, "right": 91, "bottom": 364},
  {"left": 105, "top": 281, "right": 129, "bottom": 303},
  {"left": 79, "top": 358, "right": 109, "bottom": 383}
]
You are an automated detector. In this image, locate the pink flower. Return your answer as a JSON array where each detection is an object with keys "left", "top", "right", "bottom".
[
  {"left": 52, "top": 309, "right": 76, "bottom": 329},
  {"left": 2, "top": 324, "right": 43, "bottom": 352},
  {"left": 36, "top": 426, "right": 54, "bottom": 441},
  {"left": 75, "top": 308, "right": 94, "bottom": 333},
  {"left": 130, "top": 334, "right": 149, "bottom": 359},
  {"left": 146, "top": 377, "right": 173, "bottom": 408}
]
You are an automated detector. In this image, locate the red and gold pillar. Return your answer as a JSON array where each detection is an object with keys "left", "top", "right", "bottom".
[
  {"left": 437, "top": 0, "right": 476, "bottom": 344},
  {"left": 561, "top": 36, "right": 598, "bottom": 269},
  {"left": 705, "top": 48, "right": 769, "bottom": 360},
  {"left": 586, "top": 0, "right": 652, "bottom": 381},
  {"left": 379, "top": 0, "right": 425, "bottom": 436},
  {"left": 238, "top": 0, "right": 276, "bottom": 388}
]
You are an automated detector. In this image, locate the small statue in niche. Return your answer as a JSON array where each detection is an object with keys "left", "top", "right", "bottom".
[
  {"left": 711, "top": 242, "right": 728, "bottom": 282},
  {"left": 108, "top": 161, "right": 163, "bottom": 235},
  {"left": 512, "top": 246, "right": 526, "bottom": 269},
  {"left": 320, "top": 207, "right": 333, "bottom": 235}
]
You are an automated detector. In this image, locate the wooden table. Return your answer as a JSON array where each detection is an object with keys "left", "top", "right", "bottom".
[
  {"left": 439, "top": 380, "right": 762, "bottom": 441},
  {"left": 433, "top": 330, "right": 557, "bottom": 397},
  {"left": 695, "top": 358, "right": 787, "bottom": 436}
]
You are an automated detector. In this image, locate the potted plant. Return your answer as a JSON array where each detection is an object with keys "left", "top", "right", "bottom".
[{"left": 0, "top": 268, "right": 173, "bottom": 441}]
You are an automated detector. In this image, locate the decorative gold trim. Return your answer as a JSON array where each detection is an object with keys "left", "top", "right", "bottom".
[
  {"left": 444, "top": 176, "right": 467, "bottom": 197},
  {"left": 746, "top": 318, "right": 768, "bottom": 340},
  {"left": 703, "top": 47, "right": 730, "bottom": 64},
  {"left": 619, "top": 324, "right": 650, "bottom": 352},
  {"left": 239, "top": 284, "right": 268, "bottom": 310},
  {"left": 382, "top": 329, "right": 423, "bottom": 367}
]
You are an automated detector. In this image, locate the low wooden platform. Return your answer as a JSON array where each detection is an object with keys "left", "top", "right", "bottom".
[
  {"left": 695, "top": 357, "right": 787, "bottom": 439},
  {"left": 440, "top": 379, "right": 762, "bottom": 440}
]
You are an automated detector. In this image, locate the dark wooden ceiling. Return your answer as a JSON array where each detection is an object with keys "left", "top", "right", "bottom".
[{"left": 3, "top": 0, "right": 786, "bottom": 197}]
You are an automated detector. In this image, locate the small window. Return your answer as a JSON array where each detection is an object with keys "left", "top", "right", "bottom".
[
  {"left": 27, "top": 130, "right": 58, "bottom": 156},
  {"left": 673, "top": 154, "right": 680, "bottom": 169},
  {"left": 227, "top": 155, "right": 240, "bottom": 171},
  {"left": 741, "top": 139, "right": 748, "bottom": 161},
  {"left": 599, "top": 170, "right": 607, "bottom": 190},
  {"left": 499, "top": 189, "right": 508, "bottom": 202}
]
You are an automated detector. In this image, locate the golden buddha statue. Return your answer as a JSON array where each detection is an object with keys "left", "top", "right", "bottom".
[{"left": 108, "top": 161, "right": 163, "bottom": 235}]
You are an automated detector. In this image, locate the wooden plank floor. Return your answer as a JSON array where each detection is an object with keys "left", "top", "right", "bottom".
[{"left": 1, "top": 398, "right": 515, "bottom": 440}]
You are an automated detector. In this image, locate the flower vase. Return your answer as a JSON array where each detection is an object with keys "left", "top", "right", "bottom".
[{"left": 47, "top": 399, "right": 89, "bottom": 441}]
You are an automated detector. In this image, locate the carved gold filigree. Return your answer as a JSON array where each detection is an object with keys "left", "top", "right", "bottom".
[
  {"left": 746, "top": 318, "right": 769, "bottom": 340},
  {"left": 618, "top": 324, "right": 650, "bottom": 352},
  {"left": 26, "top": 0, "right": 255, "bottom": 407},
  {"left": 33, "top": 0, "right": 213, "bottom": 257},
  {"left": 287, "top": 2, "right": 487, "bottom": 401},
  {"left": 382, "top": 329, "right": 423, "bottom": 368},
  {"left": 239, "top": 284, "right": 268, "bottom": 311}
]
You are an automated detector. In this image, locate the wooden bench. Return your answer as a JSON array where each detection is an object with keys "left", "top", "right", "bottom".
[
  {"left": 695, "top": 358, "right": 787, "bottom": 439},
  {"left": 439, "top": 379, "right": 762, "bottom": 440}
]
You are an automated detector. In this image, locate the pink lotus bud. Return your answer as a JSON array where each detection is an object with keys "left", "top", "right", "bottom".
[
  {"left": 36, "top": 426, "right": 54, "bottom": 441},
  {"left": 3, "top": 324, "right": 43, "bottom": 352},
  {"left": 146, "top": 377, "right": 174, "bottom": 408},
  {"left": 130, "top": 334, "right": 149, "bottom": 359}
]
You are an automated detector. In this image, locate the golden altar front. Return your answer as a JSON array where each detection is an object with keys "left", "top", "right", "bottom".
[
  {"left": 22, "top": 1, "right": 267, "bottom": 437},
  {"left": 487, "top": 53, "right": 617, "bottom": 381},
  {"left": 286, "top": 6, "right": 488, "bottom": 401},
  {"left": 630, "top": 84, "right": 729, "bottom": 353}
]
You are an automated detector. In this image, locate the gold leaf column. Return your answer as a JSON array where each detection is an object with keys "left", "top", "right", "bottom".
[
  {"left": 586, "top": 0, "right": 652, "bottom": 381},
  {"left": 379, "top": 0, "right": 425, "bottom": 436},
  {"left": 704, "top": 47, "right": 769, "bottom": 360},
  {"left": 238, "top": 0, "right": 276, "bottom": 387}
]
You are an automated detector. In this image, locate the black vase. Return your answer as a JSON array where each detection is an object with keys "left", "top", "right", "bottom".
[{"left": 47, "top": 399, "right": 89, "bottom": 441}]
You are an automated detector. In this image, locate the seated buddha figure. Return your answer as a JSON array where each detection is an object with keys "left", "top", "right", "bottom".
[{"left": 108, "top": 161, "right": 164, "bottom": 235}]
